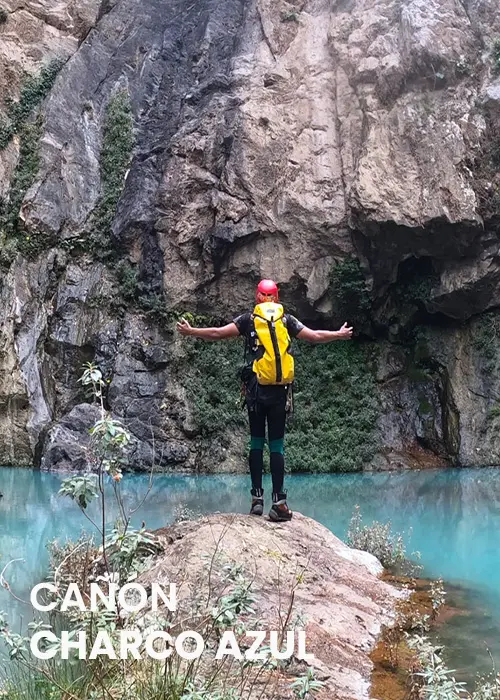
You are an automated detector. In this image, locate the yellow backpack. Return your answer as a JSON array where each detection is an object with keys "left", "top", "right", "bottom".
[{"left": 251, "top": 302, "right": 295, "bottom": 385}]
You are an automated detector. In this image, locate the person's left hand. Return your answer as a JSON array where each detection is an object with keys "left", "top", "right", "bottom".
[{"left": 177, "top": 318, "right": 193, "bottom": 336}]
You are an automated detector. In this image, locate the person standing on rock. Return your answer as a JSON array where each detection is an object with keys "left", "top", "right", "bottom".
[{"left": 176, "top": 280, "right": 353, "bottom": 522}]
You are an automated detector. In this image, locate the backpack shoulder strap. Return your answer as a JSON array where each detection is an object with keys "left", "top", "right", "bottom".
[{"left": 243, "top": 313, "right": 256, "bottom": 364}]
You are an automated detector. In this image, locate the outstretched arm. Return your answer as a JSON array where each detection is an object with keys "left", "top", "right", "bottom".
[
  {"left": 297, "top": 322, "right": 353, "bottom": 344},
  {"left": 176, "top": 318, "right": 240, "bottom": 341}
]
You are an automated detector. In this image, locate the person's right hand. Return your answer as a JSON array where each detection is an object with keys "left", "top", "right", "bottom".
[
  {"left": 176, "top": 318, "right": 194, "bottom": 336},
  {"left": 337, "top": 322, "right": 353, "bottom": 340}
]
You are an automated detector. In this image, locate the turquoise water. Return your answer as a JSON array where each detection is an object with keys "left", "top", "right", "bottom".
[{"left": 1, "top": 466, "right": 500, "bottom": 679}]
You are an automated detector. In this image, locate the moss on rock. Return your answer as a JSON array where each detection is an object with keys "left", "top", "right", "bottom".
[
  {"left": 0, "top": 117, "right": 55, "bottom": 261},
  {"left": 88, "top": 90, "right": 134, "bottom": 260},
  {"left": 0, "top": 58, "right": 64, "bottom": 151},
  {"left": 0, "top": 60, "right": 65, "bottom": 263}
]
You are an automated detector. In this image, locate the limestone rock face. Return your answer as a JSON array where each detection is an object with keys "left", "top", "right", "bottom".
[
  {"left": 2, "top": 0, "right": 500, "bottom": 469},
  {"left": 139, "top": 512, "right": 403, "bottom": 700},
  {"left": 0, "top": 0, "right": 101, "bottom": 191}
]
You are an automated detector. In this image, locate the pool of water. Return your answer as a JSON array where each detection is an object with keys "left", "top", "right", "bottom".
[{"left": 1, "top": 466, "right": 500, "bottom": 680}]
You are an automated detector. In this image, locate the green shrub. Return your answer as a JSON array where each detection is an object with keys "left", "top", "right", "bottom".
[
  {"left": 179, "top": 329, "right": 379, "bottom": 472},
  {"left": 136, "top": 290, "right": 172, "bottom": 326},
  {"left": 330, "top": 257, "right": 371, "bottom": 328},
  {"left": 472, "top": 311, "right": 500, "bottom": 372},
  {"left": 286, "top": 341, "right": 379, "bottom": 472},
  {"left": 347, "top": 505, "right": 422, "bottom": 575},
  {"left": 408, "top": 635, "right": 500, "bottom": 699},
  {"left": 472, "top": 675, "right": 500, "bottom": 699},
  {"left": 114, "top": 261, "right": 172, "bottom": 324},
  {"left": 455, "top": 54, "right": 470, "bottom": 76},
  {"left": 0, "top": 60, "right": 64, "bottom": 260},
  {"left": 290, "top": 668, "right": 325, "bottom": 698},
  {"left": 0, "top": 233, "right": 17, "bottom": 267},
  {"left": 4, "top": 119, "right": 42, "bottom": 230},
  {"left": 183, "top": 338, "right": 246, "bottom": 438},
  {"left": 116, "top": 259, "right": 139, "bottom": 301},
  {"left": 0, "top": 117, "right": 54, "bottom": 259},
  {"left": 396, "top": 259, "right": 440, "bottom": 308},
  {"left": 87, "top": 90, "right": 134, "bottom": 260},
  {"left": 0, "top": 58, "right": 64, "bottom": 150},
  {"left": 1, "top": 663, "right": 87, "bottom": 699}
]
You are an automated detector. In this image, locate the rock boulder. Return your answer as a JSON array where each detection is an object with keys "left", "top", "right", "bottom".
[{"left": 138, "top": 511, "right": 403, "bottom": 700}]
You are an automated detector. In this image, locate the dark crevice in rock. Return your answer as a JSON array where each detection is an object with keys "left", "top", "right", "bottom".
[
  {"left": 438, "top": 367, "right": 461, "bottom": 463},
  {"left": 96, "top": 0, "right": 121, "bottom": 24},
  {"left": 33, "top": 423, "right": 50, "bottom": 469},
  {"left": 254, "top": 3, "right": 276, "bottom": 62}
]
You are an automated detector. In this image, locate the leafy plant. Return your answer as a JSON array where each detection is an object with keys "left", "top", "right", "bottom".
[
  {"left": 286, "top": 341, "right": 379, "bottom": 472},
  {"left": 472, "top": 312, "right": 500, "bottom": 366},
  {"left": 58, "top": 475, "right": 99, "bottom": 509},
  {"left": 87, "top": 90, "right": 134, "bottom": 260},
  {"left": 182, "top": 338, "right": 247, "bottom": 439},
  {"left": 289, "top": 667, "right": 324, "bottom": 698},
  {"left": 472, "top": 675, "right": 500, "bottom": 700},
  {"left": 0, "top": 58, "right": 64, "bottom": 150},
  {"left": 115, "top": 258, "right": 139, "bottom": 301},
  {"left": 373, "top": 578, "right": 499, "bottom": 700},
  {"left": 54, "top": 361, "right": 158, "bottom": 590},
  {"left": 0, "top": 61, "right": 65, "bottom": 263},
  {"left": 408, "top": 635, "right": 469, "bottom": 699},
  {"left": 211, "top": 573, "right": 255, "bottom": 629},
  {"left": 429, "top": 578, "right": 446, "bottom": 616},
  {"left": 397, "top": 258, "right": 439, "bottom": 308},
  {"left": 347, "top": 505, "right": 422, "bottom": 574},
  {"left": 489, "top": 403, "right": 500, "bottom": 420},
  {"left": 0, "top": 118, "right": 49, "bottom": 260},
  {"left": 330, "top": 257, "right": 371, "bottom": 328},
  {"left": 0, "top": 233, "right": 18, "bottom": 267},
  {"left": 105, "top": 526, "right": 161, "bottom": 582},
  {"left": 455, "top": 54, "right": 470, "bottom": 76}
]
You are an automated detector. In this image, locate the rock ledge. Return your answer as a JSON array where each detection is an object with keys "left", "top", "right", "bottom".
[{"left": 139, "top": 512, "right": 403, "bottom": 700}]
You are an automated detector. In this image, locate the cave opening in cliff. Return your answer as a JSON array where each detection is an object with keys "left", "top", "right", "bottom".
[
  {"left": 375, "top": 255, "right": 454, "bottom": 340},
  {"left": 395, "top": 256, "right": 438, "bottom": 298}
]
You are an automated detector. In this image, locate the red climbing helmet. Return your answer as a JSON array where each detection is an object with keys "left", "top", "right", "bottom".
[{"left": 256, "top": 279, "right": 279, "bottom": 301}]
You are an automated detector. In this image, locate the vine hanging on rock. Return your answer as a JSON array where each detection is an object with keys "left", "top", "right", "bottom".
[{"left": 87, "top": 90, "right": 135, "bottom": 261}]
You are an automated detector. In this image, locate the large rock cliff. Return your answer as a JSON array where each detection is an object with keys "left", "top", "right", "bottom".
[{"left": 2, "top": 0, "right": 500, "bottom": 471}]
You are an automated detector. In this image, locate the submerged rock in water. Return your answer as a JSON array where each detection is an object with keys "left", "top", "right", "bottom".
[{"left": 138, "top": 512, "right": 404, "bottom": 700}]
